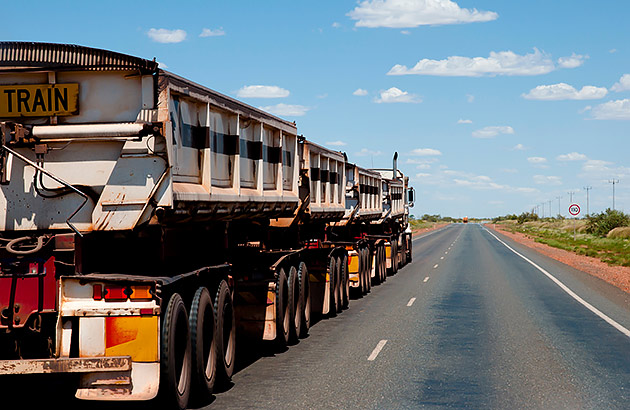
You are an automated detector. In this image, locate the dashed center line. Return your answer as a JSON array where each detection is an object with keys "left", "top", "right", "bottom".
[
  {"left": 368, "top": 340, "right": 388, "bottom": 361},
  {"left": 433, "top": 264, "right": 439, "bottom": 268},
  {"left": 423, "top": 277, "right": 430, "bottom": 283},
  {"left": 407, "top": 297, "right": 416, "bottom": 306},
  {"left": 440, "top": 256, "right": 444, "bottom": 260}
]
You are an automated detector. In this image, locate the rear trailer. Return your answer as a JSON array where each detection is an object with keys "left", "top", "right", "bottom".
[{"left": 0, "top": 42, "right": 414, "bottom": 409}]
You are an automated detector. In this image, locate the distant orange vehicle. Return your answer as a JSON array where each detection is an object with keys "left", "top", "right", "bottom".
[{"left": 463, "top": 217, "right": 469, "bottom": 223}]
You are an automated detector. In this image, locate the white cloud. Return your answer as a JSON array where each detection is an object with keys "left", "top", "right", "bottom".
[
  {"left": 533, "top": 175, "right": 562, "bottom": 185},
  {"left": 472, "top": 125, "right": 514, "bottom": 138},
  {"left": 374, "top": 87, "right": 421, "bottom": 103},
  {"left": 356, "top": 148, "right": 383, "bottom": 157},
  {"left": 557, "top": 53, "right": 588, "bottom": 68},
  {"left": 347, "top": 0, "right": 498, "bottom": 28},
  {"left": 353, "top": 88, "right": 369, "bottom": 96},
  {"left": 457, "top": 119, "right": 472, "bottom": 124},
  {"left": 147, "top": 28, "right": 187, "bottom": 43},
  {"left": 589, "top": 99, "right": 630, "bottom": 120},
  {"left": 326, "top": 140, "right": 347, "bottom": 146},
  {"left": 410, "top": 148, "right": 442, "bottom": 156},
  {"left": 557, "top": 152, "right": 588, "bottom": 161},
  {"left": 200, "top": 27, "right": 226, "bottom": 37},
  {"left": 237, "top": 85, "right": 290, "bottom": 99},
  {"left": 523, "top": 83, "right": 607, "bottom": 100},
  {"left": 388, "top": 48, "right": 582, "bottom": 77},
  {"left": 401, "top": 30, "right": 411, "bottom": 35},
  {"left": 611, "top": 74, "right": 630, "bottom": 92},
  {"left": 527, "top": 157, "right": 548, "bottom": 168},
  {"left": 259, "top": 103, "right": 310, "bottom": 117},
  {"left": 332, "top": 22, "right": 342, "bottom": 28},
  {"left": 466, "top": 94, "right": 475, "bottom": 103},
  {"left": 513, "top": 143, "right": 525, "bottom": 151}
]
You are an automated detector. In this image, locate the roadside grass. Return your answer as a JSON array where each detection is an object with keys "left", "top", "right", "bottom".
[
  {"left": 410, "top": 219, "right": 443, "bottom": 231},
  {"left": 496, "top": 220, "right": 630, "bottom": 267}
]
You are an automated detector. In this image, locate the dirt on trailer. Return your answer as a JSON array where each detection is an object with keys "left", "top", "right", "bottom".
[{"left": 488, "top": 223, "right": 630, "bottom": 295}]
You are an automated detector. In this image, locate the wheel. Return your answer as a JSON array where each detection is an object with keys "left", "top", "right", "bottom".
[
  {"left": 357, "top": 250, "right": 366, "bottom": 296},
  {"left": 408, "top": 236, "right": 413, "bottom": 263},
  {"left": 379, "top": 245, "right": 386, "bottom": 283},
  {"left": 297, "top": 262, "right": 311, "bottom": 338},
  {"left": 393, "top": 241, "right": 399, "bottom": 274},
  {"left": 189, "top": 287, "right": 216, "bottom": 399},
  {"left": 328, "top": 257, "right": 338, "bottom": 316},
  {"left": 275, "top": 268, "right": 291, "bottom": 347},
  {"left": 287, "top": 265, "right": 301, "bottom": 343},
  {"left": 364, "top": 248, "right": 371, "bottom": 293},
  {"left": 340, "top": 254, "right": 350, "bottom": 309},
  {"left": 160, "top": 293, "right": 192, "bottom": 410},
  {"left": 371, "top": 247, "right": 381, "bottom": 286},
  {"left": 214, "top": 280, "right": 235, "bottom": 384},
  {"left": 335, "top": 256, "right": 343, "bottom": 313}
]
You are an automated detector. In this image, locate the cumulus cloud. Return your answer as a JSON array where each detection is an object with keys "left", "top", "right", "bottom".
[
  {"left": 527, "top": 157, "right": 548, "bottom": 168},
  {"left": 147, "top": 28, "right": 187, "bottom": 43},
  {"left": 513, "top": 143, "right": 525, "bottom": 151},
  {"left": 410, "top": 148, "right": 442, "bottom": 156},
  {"left": 457, "top": 119, "right": 472, "bottom": 124},
  {"left": 522, "top": 83, "right": 607, "bottom": 100},
  {"left": 259, "top": 103, "right": 310, "bottom": 117},
  {"left": 355, "top": 148, "right": 383, "bottom": 157},
  {"left": 200, "top": 27, "right": 226, "bottom": 37},
  {"left": 589, "top": 99, "right": 630, "bottom": 120},
  {"left": 472, "top": 126, "right": 514, "bottom": 138},
  {"left": 533, "top": 175, "right": 562, "bottom": 185},
  {"left": 347, "top": 0, "right": 498, "bottom": 28},
  {"left": 326, "top": 140, "right": 347, "bottom": 146},
  {"left": 237, "top": 85, "right": 290, "bottom": 98},
  {"left": 374, "top": 87, "right": 421, "bottom": 103},
  {"left": 388, "top": 48, "right": 583, "bottom": 77},
  {"left": 611, "top": 74, "right": 630, "bottom": 92},
  {"left": 557, "top": 152, "right": 588, "bottom": 161},
  {"left": 557, "top": 53, "right": 588, "bottom": 68},
  {"left": 353, "top": 88, "right": 369, "bottom": 96}
]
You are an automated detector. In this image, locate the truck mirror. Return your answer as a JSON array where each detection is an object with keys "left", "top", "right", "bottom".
[{"left": 407, "top": 188, "right": 415, "bottom": 205}]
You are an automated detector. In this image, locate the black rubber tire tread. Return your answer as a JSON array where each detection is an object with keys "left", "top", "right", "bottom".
[
  {"left": 364, "top": 248, "right": 371, "bottom": 293},
  {"left": 214, "top": 280, "right": 235, "bottom": 384},
  {"left": 340, "top": 254, "right": 349, "bottom": 309},
  {"left": 357, "top": 249, "right": 365, "bottom": 296},
  {"left": 287, "top": 265, "right": 301, "bottom": 343},
  {"left": 298, "top": 262, "right": 311, "bottom": 338},
  {"left": 328, "top": 256, "right": 338, "bottom": 316},
  {"left": 275, "top": 268, "right": 290, "bottom": 347},
  {"left": 335, "top": 256, "right": 343, "bottom": 313},
  {"left": 189, "top": 287, "right": 216, "bottom": 399},
  {"left": 160, "top": 293, "right": 192, "bottom": 410}
]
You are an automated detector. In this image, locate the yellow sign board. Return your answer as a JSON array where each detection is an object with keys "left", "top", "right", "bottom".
[{"left": 0, "top": 83, "right": 79, "bottom": 117}]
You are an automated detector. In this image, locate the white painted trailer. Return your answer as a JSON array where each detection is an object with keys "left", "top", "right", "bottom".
[{"left": 0, "top": 42, "right": 414, "bottom": 410}]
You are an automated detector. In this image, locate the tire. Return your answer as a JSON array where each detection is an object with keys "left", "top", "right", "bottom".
[
  {"left": 328, "top": 257, "right": 338, "bottom": 317},
  {"left": 275, "top": 268, "right": 290, "bottom": 347},
  {"left": 214, "top": 280, "right": 235, "bottom": 384},
  {"left": 340, "top": 254, "right": 349, "bottom": 309},
  {"left": 357, "top": 250, "right": 365, "bottom": 296},
  {"left": 379, "top": 245, "right": 386, "bottom": 283},
  {"left": 298, "top": 262, "right": 311, "bottom": 338},
  {"left": 408, "top": 236, "right": 413, "bottom": 263},
  {"left": 287, "top": 265, "right": 301, "bottom": 343},
  {"left": 364, "top": 248, "right": 371, "bottom": 293},
  {"left": 335, "top": 256, "right": 343, "bottom": 313},
  {"left": 189, "top": 287, "right": 216, "bottom": 399},
  {"left": 160, "top": 293, "right": 192, "bottom": 410}
]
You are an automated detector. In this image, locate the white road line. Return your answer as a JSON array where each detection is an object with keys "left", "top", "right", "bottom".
[
  {"left": 407, "top": 297, "right": 416, "bottom": 306},
  {"left": 483, "top": 227, "right": 630, "bottom": 339},
  {"left": 368, "top": 340, "right": 388, "bottom": 361},
  {"left": 433, "top": 264, "right": 438, "bottom": 268},
  {"left": 440, "top": 256, "right": 444, "bottom": 260},
  {"left": 445, "top": 251, "right": 448, "bottom": 254},
  {"left": 424, "top": 277, "right": 430, "bottom": 283}
]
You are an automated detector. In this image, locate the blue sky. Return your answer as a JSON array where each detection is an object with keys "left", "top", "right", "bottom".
[{"left": 4, "top": 1, "right": 630, "bottom": 218}]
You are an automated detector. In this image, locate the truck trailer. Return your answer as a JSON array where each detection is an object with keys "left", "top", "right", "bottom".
[{"left": 0, "top": 42, "right": 414, "bottom": 409}]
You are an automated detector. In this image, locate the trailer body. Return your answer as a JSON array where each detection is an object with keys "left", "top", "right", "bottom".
[{"left": 0, "top": 42, "right": 414, "bottom": 408}]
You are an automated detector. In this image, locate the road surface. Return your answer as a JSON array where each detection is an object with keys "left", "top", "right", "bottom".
[{"left": 207, "top": 223, "right": 630, "bottom": 409}]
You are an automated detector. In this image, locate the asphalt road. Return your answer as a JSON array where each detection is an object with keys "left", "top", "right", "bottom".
[
  {"left": 207, "top": 223, "right": 630, "bottom": 409},
  {"left": 9, "top": 223, "right": 630, "bottom": 409}
]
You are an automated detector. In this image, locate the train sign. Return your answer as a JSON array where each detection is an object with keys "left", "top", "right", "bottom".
[{"left": 568, "top": 203, "right": 581, "bottom": 216}]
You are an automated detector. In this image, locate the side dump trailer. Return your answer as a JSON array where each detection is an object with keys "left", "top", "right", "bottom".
[{"left": 0, "top": 42, "right": 414, "bottom": 409}]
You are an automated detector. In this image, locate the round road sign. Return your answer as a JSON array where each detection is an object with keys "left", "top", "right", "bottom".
[{"left": 569, "top": 203, "right": 580, "bottom": 216}]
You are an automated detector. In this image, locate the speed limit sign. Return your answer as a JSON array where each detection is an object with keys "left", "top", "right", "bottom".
[{"left": 569, "top": 203, "right": 580, "bottom": 216}]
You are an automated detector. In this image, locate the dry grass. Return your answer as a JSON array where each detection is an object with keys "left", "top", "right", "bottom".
[{"left": 607, "top": 226, "right": 630, "bottom": 239}]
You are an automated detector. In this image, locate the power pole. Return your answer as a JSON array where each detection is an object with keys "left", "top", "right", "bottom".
[
  {"left": 556, "top": 196, "right": 562, "bottom": 216},
  {"left": 609, "top": 180, "right": 620, "bottom": 210},
  {"left": 584, "top": 186, "right": 592, "bottom": 215},
  {"left": 548, "top": 200, "right": 552, "bottom": 218},
  {"left": 567, "top": 190, "right": 575, "bottom": 203}
]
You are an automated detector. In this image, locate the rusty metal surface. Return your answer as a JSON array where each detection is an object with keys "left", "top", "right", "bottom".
[
  {"left": 0, "top": 356, "right": 131, "bottom": 375},
  {"left": 0, "top": 42, "right": 158, "bottom": 73}
]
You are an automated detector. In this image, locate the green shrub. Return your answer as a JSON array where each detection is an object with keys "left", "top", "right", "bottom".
[
  {"left": 586, "top": 208, "right": 630, "bottom": 237},
  {"left": 517, "top": 211, "right": 539, "bottom": 224}
]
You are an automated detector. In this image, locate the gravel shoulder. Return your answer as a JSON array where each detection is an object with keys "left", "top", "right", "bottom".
[{"left": 487, "top": 223, "right": 630, "bottom": 295}]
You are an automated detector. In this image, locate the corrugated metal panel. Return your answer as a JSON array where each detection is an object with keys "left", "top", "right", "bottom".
[{"left": 0, "top": 42, "right": 158, "bottom": 73}]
